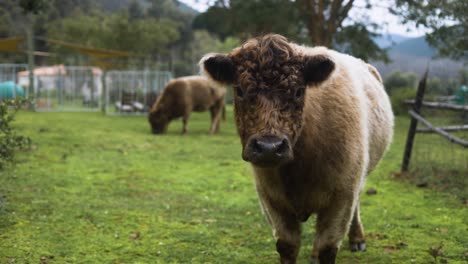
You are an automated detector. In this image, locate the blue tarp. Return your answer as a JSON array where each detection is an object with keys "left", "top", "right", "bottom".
[{"left": 0, "top": 81, "right": 25, "bottom": 99}]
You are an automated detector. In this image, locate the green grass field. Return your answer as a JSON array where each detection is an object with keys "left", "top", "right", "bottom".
[{"left": 0, "top": 109, "right": 467, "bottom": 263}]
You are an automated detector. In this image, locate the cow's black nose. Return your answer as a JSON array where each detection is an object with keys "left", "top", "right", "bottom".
[
  {"left": 252, "top": 137, "right": 288, "bottom": 156},
  {"left": 244, "top": 135, "right": 291, "bottom": 166}
]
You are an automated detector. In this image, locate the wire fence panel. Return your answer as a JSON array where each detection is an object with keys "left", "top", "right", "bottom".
[
  {"left": 105, "top": 70, "right": 172, "bottom": 115},
  {"left": 409, "top": 107, "right": 467, "bottom": 197},
  {"left": 0, "top": 64, "right": 28, "bottom": 99},
  {"left": 16, "top": 65, "right": 103, "bottom": 111}
]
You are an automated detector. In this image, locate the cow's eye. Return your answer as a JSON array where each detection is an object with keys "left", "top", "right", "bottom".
[
  {"left": 235, "top": 86, "right": 244, "bottom": 99},
  {"left": 294, "top": 87, "right": 305, "bottom": 100}
]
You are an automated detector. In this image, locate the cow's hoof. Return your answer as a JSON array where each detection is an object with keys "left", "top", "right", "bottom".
[
  {"left": 350, "top": 241, "right": 366, "bottom": 252},
  {"left": 310, "top": 256, "right": 319, "bottom": 264},
  {"left": 319, "top": 246, "right": 337, "bottom": 264}
]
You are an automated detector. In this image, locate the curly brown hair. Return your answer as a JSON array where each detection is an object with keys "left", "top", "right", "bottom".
[{"left": 230, "top": 34, "right": 305, "bottom": 94}]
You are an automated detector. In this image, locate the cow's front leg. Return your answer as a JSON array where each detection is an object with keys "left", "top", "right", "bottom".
[
  {"left": 259, "top": 196, "right": 301, "bottom": 264},
  {"left": 182, "top": 112, "right": 190, "bottom": 135},
  {"left": 209, "top": 103, "right": 222, "bottom": 134},
  {"left": 311, "top": 191, "right": 357, "bottom": 264}
]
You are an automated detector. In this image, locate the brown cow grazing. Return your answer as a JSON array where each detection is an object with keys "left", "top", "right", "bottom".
[
  {"left": 148, "top": 76, "right": 226, "bottom": 134},
  {"left": 200, "top": 34, "right": 393, "bottom": 263}
]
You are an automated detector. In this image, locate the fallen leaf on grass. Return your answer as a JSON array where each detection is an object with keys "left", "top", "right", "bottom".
[
  {"left": 396, "top": 241, "right": 408, "bottom": 249},
  {"left": 366, "top": 188, "right": 377, "bottom": 195},
  {"left": 117, "top": 149, "right": 128, "bottom": 155},
  {"left": 130, "top": 232, "right": 140, "bottom": 240},
  {"left": 416, "top": 182, "right": 428, "bottom": 188},
  {"left": 462, "top": 198, "right": 468, "bottom": 206},
  {"left": 438, "top": 228, "right": 448, "bottom": 234},
  {"left": 40, "top": 255, "right": 54, "bottom": 264},
  {"left": 428, "top": 244, "right": 444, "bottom": 259},
  {"left": 190, "top": 219, "right": 202, "bottom": 225},
  {"left": 383, "top": 241, "right": 407, "bottom": 253},
  {"left": 367, "top": 233, "right": 387, "bottom": 240},
  {"left": 383, "top": 246, "right": 399, "bottom": 252}
]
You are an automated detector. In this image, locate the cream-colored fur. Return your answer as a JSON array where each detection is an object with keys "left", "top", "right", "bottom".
[{"left": 200, "top": 38, "right": 394, "bottom": 263}]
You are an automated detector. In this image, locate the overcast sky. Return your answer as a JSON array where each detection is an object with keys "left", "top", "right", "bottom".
[{"left": 178, "top": 0, "right": 429, "bottom": 37}]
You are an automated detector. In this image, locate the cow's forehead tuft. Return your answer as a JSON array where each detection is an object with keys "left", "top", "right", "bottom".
[{"left": 230, "top": 35, "right": 303, "bottom": 91}]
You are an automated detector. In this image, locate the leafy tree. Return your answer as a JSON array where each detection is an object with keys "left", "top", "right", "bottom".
[
  {"left": 18, "top": 0, "right": 47, "bottom": 14},
  {"left": 393, "top": 0, "right": 467, "bottom": 61},
  {"left": 194, "top": 0, "right": 388, "bottom": 61},
  {"left": 185, "top": 30, "right": 239, "bottom": 74},
  {"left": 231, "top": 0, "right": 300, "bottom": 39},
  {"left": 128, "top": 0, "right": 144, "bottom": 21},
  {"left": 148, "top": 0, "right": 193, "bottom": 23},
  {"left": 194, "top": 0, "right": 300, "bottom": 41},
  {"left": 334, "top": 24, "right": 389, "bottom": 62},
  {"left": 46, "top": 11, "right": 180, "bottom": 62},
  {"left": 193, "top": 6, "right": 232, "bottom": 40}
]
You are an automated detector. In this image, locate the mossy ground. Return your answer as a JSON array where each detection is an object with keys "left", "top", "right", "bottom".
[{"left": 0, "top": 109, "right": 466, "bottom": 263}]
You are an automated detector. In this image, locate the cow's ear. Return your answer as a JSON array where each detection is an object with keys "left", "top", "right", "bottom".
[
  {"left": 200, "top": 53, "right": 236, "bottom": 84},
  {"left": 303, "top": 55, "right": 335, "bottom": 86}
]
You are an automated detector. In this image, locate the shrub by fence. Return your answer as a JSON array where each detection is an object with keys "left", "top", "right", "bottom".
[{"left": 0, "top": 98, "right": 31, "bottom": 170}]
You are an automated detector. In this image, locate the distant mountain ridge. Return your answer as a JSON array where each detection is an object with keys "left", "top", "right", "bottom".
[
  {"left": 374, "top": 34, "right": 436, "bottom": 57},
  {"left": 373, "top": 33, "right": 411, "bottom": 48},
  {"left": 372, "top": 35, "right": 463, "bottom": 81},
  {"left": 389, "top": 36, "right": 436, "bottom": 57},
  {"left": 95, "top": 0, "right": 198, "bottom": 14}
]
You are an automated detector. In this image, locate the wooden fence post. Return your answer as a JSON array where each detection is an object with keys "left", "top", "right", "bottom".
[
  {"left": 101, "top": 71, "right": 107, "bottom": 114},
  {"left": 401, "top": 69, "right": 429, "bottom": 172}
]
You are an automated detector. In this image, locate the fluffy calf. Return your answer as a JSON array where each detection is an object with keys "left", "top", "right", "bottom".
[
  {"left": 148, "top": 76, "right": 226, "bottom": 134},
  {"left": 201, "top": 34, "right": 393, "bottom": 263}
]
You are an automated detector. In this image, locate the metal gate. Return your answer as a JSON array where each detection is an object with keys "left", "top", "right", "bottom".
[
  {"left": 105, "top": 70, "right": 172, "bottom": 115},
  {"left": 17, "top": 65, "right": 103, "bottom": 111}
]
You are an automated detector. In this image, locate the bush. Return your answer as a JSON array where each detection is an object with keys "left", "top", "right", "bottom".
[
  {"left": 390, "top": 87, "right": 416, "bottom": 116},
  {"left": 426, "top": 77, "right": 443, "bottom": 95},
  {"left": 384, "top": 71, "right": 418, "bottom": 95},
  {"left": 0, "top": 98, "right": 31, "bottom": 170}
]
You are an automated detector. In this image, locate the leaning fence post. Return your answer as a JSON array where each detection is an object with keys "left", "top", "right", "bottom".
[
  {"left": 101, "top": 71, "right": 107, "bottom": 114},
  {"left": 401, "top": 69, "right": 429, "bottom": 172}
]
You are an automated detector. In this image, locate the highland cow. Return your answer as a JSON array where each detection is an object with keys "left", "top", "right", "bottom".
[
  {"left": 200, "top": 34, "right": 393, "bottom": 263},
  {"left": 148, "top": 76, "right": 226, "bottom": 134}
]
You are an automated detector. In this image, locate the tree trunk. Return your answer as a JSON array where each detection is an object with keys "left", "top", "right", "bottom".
[{"left": 302, "top": 0, "right": 354, "bottom": 47}]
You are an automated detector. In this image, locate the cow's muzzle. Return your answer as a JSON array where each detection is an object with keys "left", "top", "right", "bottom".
[{"left": 243, "top": 135, "right": 293, "bottom": 167}]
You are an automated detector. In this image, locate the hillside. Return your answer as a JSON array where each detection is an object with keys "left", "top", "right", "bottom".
[
  {"left": 373, "top": 33, "right": 410, "bottom": 48},
  {"left": 373, "top": 35, "right": 464, "bottom": 80},
  {"left": 389, "top": 36, "right": 436, "bottom": 57},
  {"left": 95, "top": 0, "right": 198, "bottom": 14}
]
